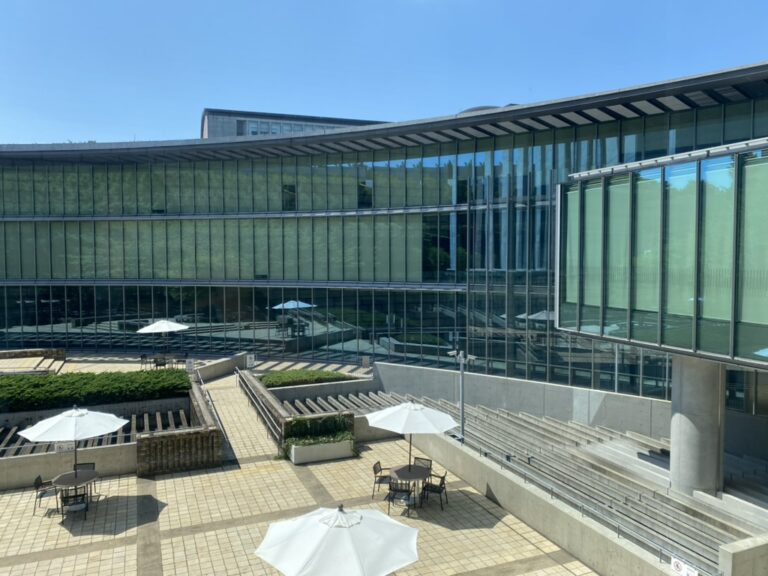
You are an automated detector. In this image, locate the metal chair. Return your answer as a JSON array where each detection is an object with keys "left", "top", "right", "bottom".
[
  {"left": 413, "top": 457, "right": 432, "bottom": 472},
  {"left": 140, "top": 354, "right": 148, "bottom": 370},
  {"left": 421, "top": 471, "right": 448, "bottom": 510},
  {"left": 386, "top": 480, "right": 414, "bottom": 517},
  {"left": 33, "top": 475, "right": 58, "bottom": 514},
  {"left": 60, "top": 490, "right": 88, "bottom": 519},
  {"left": 371, "top": 460, "right": 391, "bottom": 498}
]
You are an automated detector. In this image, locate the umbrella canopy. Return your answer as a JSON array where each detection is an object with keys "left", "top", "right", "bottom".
[
  {"left": 271, "top": 300, "right": 317, "bottom": 310},
  {"left": 20, "top": 406, "right": 128, "bottom": 472},
  {"left": 365, "top": 402, "right": 457, "bottom": 468},
  {"left": 256, "top": 504, "right": 418, "bottom": 576},
  {"left": 137, "top": 319, "right": 190, "bottom": 334}
]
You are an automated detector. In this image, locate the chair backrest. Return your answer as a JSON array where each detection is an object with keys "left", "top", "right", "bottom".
[
  {"left": 438, "top": 472, "right": 447, "bottom": 489},
  {"left": 389, "top": 480, "right": 412, "bottom": 494},
  {"left": 414, "top": 457, "right": 432, "bottom": 471},
  {"left": 33, "top": 475, "right": 43, "bottom": 489},
  {"left": 75, "top": 462, "right": 96, "bottom": 471},
  {"left": 373, "top": 461, "right": 382, "bottom": 475}
]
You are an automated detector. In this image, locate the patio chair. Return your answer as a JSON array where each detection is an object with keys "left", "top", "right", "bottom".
[
  {"left": 386, "top": 480, "right": 414, "bottom": 517},
  {"left": 60, "top": 490, "right": 87, "bottom": 520},
  {"left": 74, "top": 462, "right": 97, "bottom": 500},
  {"left": 371, "top": 460, "right": 391, "bottom": 498},
  {"left": 174, "top": 352, "right": 188, "bottom": 369},
  {"left": 140, "top": 354, "right": 148, "bottom": 370},
  {"left": 421, "top": 471, "right": 448, "bottom": 510},
  {"left": 33, "top": 475, "right": 58, "bottom": 514},
  {"left": 413, "top": 457, "right": 432, "bottom": 472}
]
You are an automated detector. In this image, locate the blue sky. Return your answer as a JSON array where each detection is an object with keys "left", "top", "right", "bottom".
[{"left": 2, "top": 0, "right": 768, "bottom": 144}]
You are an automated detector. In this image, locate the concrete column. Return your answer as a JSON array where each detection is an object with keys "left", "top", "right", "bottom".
[{"left": 670, "top": 354, "right": 725, "bottom": 495}]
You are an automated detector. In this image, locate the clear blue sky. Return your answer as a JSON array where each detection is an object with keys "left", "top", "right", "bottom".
[{"left": 2, "top": 0, "right": 768, "bottom": 144}]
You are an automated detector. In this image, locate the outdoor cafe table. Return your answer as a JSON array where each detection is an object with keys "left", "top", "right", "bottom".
[
  {"left": 390, "top": 464, "right": 430, "bottom": 504},
  {"left": 53, "top": 469, "right": 98, "bottom": 508}
]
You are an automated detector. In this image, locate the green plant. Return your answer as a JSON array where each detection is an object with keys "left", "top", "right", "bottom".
[
  {"left": 0, "top": 370, "right": 190, "bottom": 412},
  {"left": 260, "top": 369, "right": 356, "bottom": 388}
]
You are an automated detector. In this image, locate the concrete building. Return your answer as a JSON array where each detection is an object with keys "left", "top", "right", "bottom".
[{"left": 200, "top": 108, "right": 380, "bottom": 139}]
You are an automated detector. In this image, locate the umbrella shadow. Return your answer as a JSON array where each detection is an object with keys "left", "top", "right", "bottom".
[
  {"left": 55, "top": 493, "right": 167, "bottom": 536},
  {"left": 388, "top": 488, "right": 504, "bottom": 531}
]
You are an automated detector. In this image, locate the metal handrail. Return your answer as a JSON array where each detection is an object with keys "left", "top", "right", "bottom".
[
  {"left": 460, "top": 434, "right": 723, "bottom": 576},
  {"left": 194, "top": 368, "right": 229, "bottom": 444},
  {"left": 234, "top": 367, "right": 283, "bottom": 449}
]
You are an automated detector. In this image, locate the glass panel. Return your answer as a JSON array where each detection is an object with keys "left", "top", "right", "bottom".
[
  {"left": 605, "top": 175, "right": 630, "bottom": 337},
  {"left": 138, "top": 220, "right": 152, "bottom": 279},
  {"left": 194, "top": 162, "right": 209, "bottom": 213},
  {"left": 311, "top": 155, "right": 327, "bottom": 211},
  {"left": 422, "top": 145, "right": 439, "bottom": 205},
  {"left": 374, "top": 216, "right": 389, "bottom": 282},
  {"left": 698, "top": 156, "right": 734, "bottom": 354},
  {"left": 239, "top": 220, "right": 254, "bottom": 280},
  {"left": 51, "top": 222, "right": 66, "bottom": 279},
  {"left": 696, "top": 106, "right": 722, "bottom": 149},
  {"left": 342, "top": 153, "right": 358, "bottom": 209},
  {"left": 268, "top": 219, "right": 283, "bottom": 280},
  {"left": 328, "top": 218, "right": 343, "bottom": 280},
  {"left": 283, "top": 218, "right": 298, "bottom": 280},
  {"left": 313, "top": 218, "right": 328, "bottom": 281},
  {"left": 151, "top": 164, "right": 166, "bottom": 214},
  {"left": 599, "top": 122, "right": 619, "bottom": 167},
  {"left": 327, "top": 155, "right": 342, "bottom": 210},
  {"left": 439, "top": 142, "right": 456, "bottom": 205},
  {"left": 406, "top": 146, "right": 423, "bottom": 207},
  {"left": 297, "top": 156, "right": 311, "bottom": 211},
  {"left": 20, "top": 222, "right": 35, "bottom": 279},
  {"left": 34, "top": 165, "right": 50, "bottom": 216},
  {"left": 196, "top": 220, "right": 211, "bottom": 279},
  {"left": 631, "top": 169, "right": 661, "bottom": 343},
  {"left": 49, "top": 165, "right": 64, "bottom": 215},
  {"left": 406, "top": 214, "right": 422, "bottom": 282},
  {"left": 108, "top": 165, "right": 122, "bottom": 215},
  {"left": 373, "top": 150, "right": 389, "bottom": 208},
  {"left": 152, "top": 221, "right": 167, "bottom": 280},
  {"left": 80, "top": 221, "right": 95, "bottom": 279},
  {"left": 662, "top": 162, "right": 696, "bottom": 348},
  {"left": 621, "top": 118, "right": 643, "bottom": 164},
  {"left": 283, "top": 157, "right": 297, "bottom": 211},
  {"left": 298, "top": 218, "right": 313, "bottom": 281},
  {"left": 253, "top": 160, "right": 268, "bottom": 211},
  {"left": 136, "top": 164, "right": 150, "bottom": 215},
  {"left": 223, "top": 161, "right": 238, "bottom": 212},
  {"left": 724, "top": 102, "right": 751, "bottom": 144},
  {"left": 390, "top": 214, "right": 406, "bottom": 282},
  {"left": 124, "top": 221, "right": 139, "bottom": 279},
  {"left": 122, "top": 164, "right": 137, "bottom": 215},
  {"left": 644, "top": 114, "right": 668, "bottom": 159},
  {"left": 642, "top": 350, "right": 669, "bottom": 399},
  {"left": 359, "top": 216, "right": 374, "bottom": 282},
  {"left": 92, "top": 165, "right": 107, "bottom": 216},
  {"left": 94, "top": 221, "right": 109, "bottom": 279},
  {"left": 389, "top": 149, "right": 405, "bottom": 207},
  {"left": 238, "top": 160, "right": 254, "bottom": 212},
  {"left": 669, "top": 111, "right": 694, "bottom": 154},
  {"left": 456, "top": 143, "right": 472, "bottom": 204},
  {"left": 736, "top": 150, "right": 768, "bottom": 360},
  {"left": 209, "top": 161, "right": 224, "bottom": 213},
  {"left": 580, "top": 180, "right": 602, "bottom": 329},
  {"left": 754, "top": 99, "right": 768, "bottom": 138}
]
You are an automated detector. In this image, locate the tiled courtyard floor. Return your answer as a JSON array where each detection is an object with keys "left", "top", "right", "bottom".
[{"left": 0, "top": 358, "right": 598, "bottom": 575}]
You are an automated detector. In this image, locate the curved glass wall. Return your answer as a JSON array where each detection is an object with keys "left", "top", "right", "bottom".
[{"left": 5, "top": 99, "right": 768, "bottom": 405}]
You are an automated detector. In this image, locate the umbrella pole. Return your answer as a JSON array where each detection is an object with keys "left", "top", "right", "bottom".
[
  {"left": 74, "top": 443, "right": 78, "bottom": 477},
  {"left": 408, "top": 434, "right": 412, "bottom": 471}
]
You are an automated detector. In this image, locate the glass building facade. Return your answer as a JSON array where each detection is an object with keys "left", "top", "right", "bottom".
[
  {"left": 4, "top": 66, "right": 768, "bottom": 414},
  {"left": 559, "top": 139, "right": 768, "bottom": 364}
]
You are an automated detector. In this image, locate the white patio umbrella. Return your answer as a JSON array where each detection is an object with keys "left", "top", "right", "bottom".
[
  {"left": 137, "top": 319, "right": 190, "bottom": 334},
  {"left": 256, "top": 504, "right": 418, "bottom": 576},
  {"left": 19, "top": 406, "right": 128, "bottom": 474},
  {"left": 271, "top": 300, "right": 316, "bottom": 310},
  {"left": 137, "top": 319, "right": 189, "bottom": 351},
  {"left": 365, "top": 402, "right": 457, "bottom": 470}
]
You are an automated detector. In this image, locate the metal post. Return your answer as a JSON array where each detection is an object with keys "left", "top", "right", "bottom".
[{"left": 459, "top": 351, "right": 465, "bottom": 443}]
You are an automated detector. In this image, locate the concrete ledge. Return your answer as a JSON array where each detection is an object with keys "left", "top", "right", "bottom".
[
  {"left": 196, "top": 353, "right": 248, "bottom": 381},
  {"left": 269, "top": 378, "right": 376, "bottom": 402},
  {"left": 412, "top": 432, "right": 670, "bottom": 576},
  {"left": 719, "top": 534, "right": 768, "bottom": 576},
  {"left": 0, "top": 444, "right": 137, "bottom": 490},
  {"left": 289, "top": 440, "right": 354, "bottom": 465}
]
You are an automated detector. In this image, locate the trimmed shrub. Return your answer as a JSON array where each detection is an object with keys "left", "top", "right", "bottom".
[
  {"left": 260, "top": 369, "right": 356, "bottom": 388},
  {"left": 0, "top": 370, "right": 190, "bottom": 412}
]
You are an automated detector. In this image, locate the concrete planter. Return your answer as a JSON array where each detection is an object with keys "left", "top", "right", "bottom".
[{"left": 289, "top": 439, "right": 355, "bottom": 465}]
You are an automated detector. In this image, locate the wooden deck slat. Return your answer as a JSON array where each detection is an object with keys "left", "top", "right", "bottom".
[
  {"left": 167, "top": 411, "right": 176, "bottom": 430},
  {"left": 156, "top": 411, "right": 164, "bottom": 432},
  {"left": 179, "top": 410, "right": 188, "bottom": 427}
]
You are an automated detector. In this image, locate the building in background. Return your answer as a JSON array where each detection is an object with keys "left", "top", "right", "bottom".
[
  {"left": 200, "top": 109, "right": 381, "bottom": 139},
  {"left": 1, "top": 62, "right": 768, "bottom": 431}
]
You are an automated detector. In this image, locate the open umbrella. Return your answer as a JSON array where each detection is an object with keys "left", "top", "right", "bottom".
[
  {"left": 365, "top": 402, "right": 457, "bottom": 470},
  {"left": 19, "top": 406, "right": 128, "bottom": 475},
  {"left": 256, "top": 504, "right": 418, "bottom": 576},
  {"left": 137, "top": 319, "right": 189, "bottom": 352},
  {"left": 271, "top": 300, "right": 316, "bottom": 310}
]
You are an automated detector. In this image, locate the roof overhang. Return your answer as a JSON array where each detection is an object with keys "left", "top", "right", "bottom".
[{"left": 5, "top": 61, "right": 768, "bottom": 164}]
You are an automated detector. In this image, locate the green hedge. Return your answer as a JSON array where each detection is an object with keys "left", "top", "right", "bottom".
[
  {"left": 0, "top": 370, "right": 191, "bottom": 412},
  {"left": 260, "top": 369, "right": 356, "bottom": 388}
]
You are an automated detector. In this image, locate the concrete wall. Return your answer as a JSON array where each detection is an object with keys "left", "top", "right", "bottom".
[
  {"left": 0, "top": 397, "right": 191, "bottom": 429},
  {"left": 0, "top": 444, "right": 137, "bottom": 490},
  {"left": 374, "top": 363, "right": 671, "bottom": 438},
  {"left": 412, "top": 432, "right": 670, "bottom": 576},
  {"left": 196, "top": 352, "right": 248, "bottom": 382},
  {"left": 719, "top": 534, "right": 768, "bottom": 576}
]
